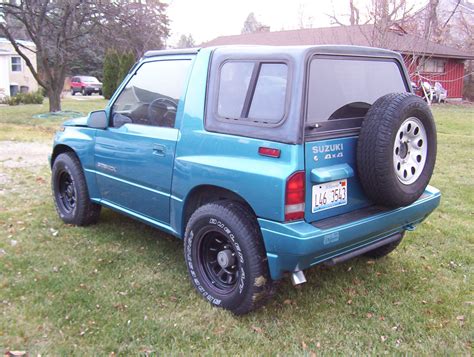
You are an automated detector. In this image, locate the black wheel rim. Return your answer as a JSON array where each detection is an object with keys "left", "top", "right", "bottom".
[
  {"left": 198, "top": 229, "right": 239, "bottom": 292},
  {"left": 57, "top": 170, "right": 76, "bottom": 213}
]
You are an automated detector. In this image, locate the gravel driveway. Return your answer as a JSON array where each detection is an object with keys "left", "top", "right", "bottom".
[{"left": 0, "top": 141, "right": 51, "bottom": 185}]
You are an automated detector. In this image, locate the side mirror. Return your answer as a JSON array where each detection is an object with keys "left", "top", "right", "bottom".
[
  {"left": 87, "top": 110, "right": 107, "bottom": 129},
  {"left": 112, "top": 113, "right": 133, "bottom": 128}
]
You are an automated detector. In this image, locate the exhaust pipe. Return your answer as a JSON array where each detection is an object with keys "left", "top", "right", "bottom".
[{"left": 291, "top": 270, "right": 307, "bottom": 285}]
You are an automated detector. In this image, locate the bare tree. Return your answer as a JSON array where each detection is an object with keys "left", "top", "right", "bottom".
[
  {"left": 297, "top": 3, "right": 314, "bottom": 29},
  {"left": 328, "top": 0, "right": 416, "bottom": 46},
  {"left": 0, "top": 0, "right": 98, "bottom": 112},
  {"left": 349, "top": 0, "right": 361, "bottom": 25},
  {"left": 0, "top": 0, "right": 169, "bottom": 112},
  {"left": 176, "top": 33, "right": 195, "bottom": 49},
  {"left": 423, "top": 0, "right": 441, "bottom": 40},
  {"left": 241, "top": 12, "right": 269, "bottom": 34},
  {"left": 97, "top": 0, "right": 169, "bottom": 58}
]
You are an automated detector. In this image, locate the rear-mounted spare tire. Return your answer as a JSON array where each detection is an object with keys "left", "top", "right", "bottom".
[{"left": 357, "top": 93, "right": 437, "bottom": 207}]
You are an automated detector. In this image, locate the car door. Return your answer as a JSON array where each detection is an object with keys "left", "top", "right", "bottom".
[{"left": 94, "top": 57, "right": 193, "bottom": 224}]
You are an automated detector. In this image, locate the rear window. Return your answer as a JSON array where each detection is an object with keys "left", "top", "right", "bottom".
[
  {"left": 216, "top": 61, "right": 288, "bottom": 125},
  {"left": 306, "top": 57, "right": 407, "bottom": 133}
]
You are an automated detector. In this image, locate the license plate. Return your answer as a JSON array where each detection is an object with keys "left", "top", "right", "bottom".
[{"left": 312, "top": 179, "right": 348, "bottom": 213}]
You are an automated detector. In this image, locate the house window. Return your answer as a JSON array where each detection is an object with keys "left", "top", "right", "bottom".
[
  {"left": 11, "top": 56, "right": 22, "bottom": 72},
  {"left": 421, "top": 58, "right": 445, "bottom": 73}
]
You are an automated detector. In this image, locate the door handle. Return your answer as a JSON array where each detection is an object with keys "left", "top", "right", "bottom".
[{"left": 152, "top": 144, "right": 166, "bottom": 156}]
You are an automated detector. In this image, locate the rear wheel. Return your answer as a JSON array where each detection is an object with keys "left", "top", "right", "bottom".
[
  {"left": 52, "top": 152, "right": 101, "bottom": 226},
  {"left": 184, "top": 201, "right": 272, "bottom": 315},
  {"left": 71, "top": 88, "right": 75, "bottom": 96}
]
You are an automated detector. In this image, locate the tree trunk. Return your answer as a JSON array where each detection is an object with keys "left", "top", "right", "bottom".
[{"left": 48, "top": 88, "right": 62, "bottom": 112}]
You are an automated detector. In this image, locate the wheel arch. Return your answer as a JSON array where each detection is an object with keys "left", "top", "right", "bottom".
[
  {"left": 181, "top": 184, "right": 257, "bottom": 237},
  {"left": 51, "top": 144, "right": 77, "bottom": 167}
]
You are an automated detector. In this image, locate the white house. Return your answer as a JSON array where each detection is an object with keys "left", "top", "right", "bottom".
[{"left": 0, "top": 37, "right": 39, "bottom": 98}]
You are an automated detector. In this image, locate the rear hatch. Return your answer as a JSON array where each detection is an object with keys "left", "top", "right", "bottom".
[{"left": 303, "top": 55, "right": 409, "bottom": 223}]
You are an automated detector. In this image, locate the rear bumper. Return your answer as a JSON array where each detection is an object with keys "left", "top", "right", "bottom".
[
  {"left": 85, "top": 86, "right": 102, "bottom": 92},
  {"left": 258, "top": 186, "right": 441, "bottom": 280}
]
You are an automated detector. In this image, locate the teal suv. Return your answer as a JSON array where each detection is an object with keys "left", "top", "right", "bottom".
[{"left": 51, "top": 45, "right": 440, "bottom": 314}]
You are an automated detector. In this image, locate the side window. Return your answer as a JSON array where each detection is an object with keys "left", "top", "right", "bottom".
[
  {"left": 216, "top": 61, "right": 288, "bottom": 125},
  {"left": 111, "top": 59, "right": 191, "bottom": 128}
]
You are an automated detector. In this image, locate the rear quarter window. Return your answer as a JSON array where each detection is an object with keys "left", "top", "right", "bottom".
[
  {"left": 306, "top": 56, "right": 408, "bottom": 136},
  {"left": 216, "top": 61, "right": 289, "bottom": 125}
]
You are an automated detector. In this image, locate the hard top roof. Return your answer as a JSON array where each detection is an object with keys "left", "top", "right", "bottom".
[{"left": 143, "top": 45, "right": 402, "bottom": 61}]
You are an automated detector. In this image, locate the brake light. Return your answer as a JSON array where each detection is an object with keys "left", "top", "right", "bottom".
[
  {"left": 258, "top": 147, "right": 281, "bottom": 158},
  {"left": 285, "top": 171, "right": 305, "bottom": 221}
]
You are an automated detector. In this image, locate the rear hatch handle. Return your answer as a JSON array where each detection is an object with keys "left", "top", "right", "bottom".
[{"left": 311, "top": 163, "right": 354, "bottom": 183}]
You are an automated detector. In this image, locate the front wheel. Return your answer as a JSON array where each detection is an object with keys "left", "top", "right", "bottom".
[
  {"left": 184, "top": 201, "right": 273, "bottom": 315},
  {"left": 52, "top": 152, "right": 101, "bottom": 226}
]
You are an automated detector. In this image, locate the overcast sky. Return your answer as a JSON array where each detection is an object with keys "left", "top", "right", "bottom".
[
  {"left": 165, "top": 0, "right": 429, "bottom": 47},
  {"left": 165, "top": 0, "right": 351, "bottom": 46}
]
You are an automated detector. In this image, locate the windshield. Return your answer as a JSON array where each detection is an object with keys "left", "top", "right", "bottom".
[
  {"left": 81, "top": 76, "right": 100, "bottom": 83},
  {"left": 306, "top": 57, "right": 407, "bottom": 133}
]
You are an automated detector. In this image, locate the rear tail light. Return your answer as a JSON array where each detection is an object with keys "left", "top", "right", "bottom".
[{"left": 285, "top": 171, "right": 305, "bottom": 221}]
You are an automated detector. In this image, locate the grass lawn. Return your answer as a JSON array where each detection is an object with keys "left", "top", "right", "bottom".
[{"left": 0, "top": 99, "right": 472, "bottom": 354}]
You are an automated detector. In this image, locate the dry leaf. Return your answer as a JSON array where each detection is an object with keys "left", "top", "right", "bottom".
[
  {"left": 367, "top": 312, "right": 373, "bottom": 319},
  {"left": 380, "top": 335, "right": 388, "bottom": 342},
  {"left": 5, "top": 351, "right": 27, "bottom": 357},
  {"left": 251, "top": 325, "right": 263, "bottom": 334},
  {"left": 301, "top": 341, "right": 307, "bottom": 350},
  {"left": 283, "top": 299, "right": 292, "bottom": 305},
  {"left": 347, "top": 299, "right": 353, "bottom": 305}
]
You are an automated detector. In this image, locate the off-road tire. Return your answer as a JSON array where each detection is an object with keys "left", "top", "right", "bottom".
[
  {"left": 184, "top": 200, "right": 273, "bottom": 315},
  {"left": 364, "top": 232, "right": 404, "bottom": 259},
  {"left": 52, "top": 152, "right": 101, "bottom": 226},
  {"left": 357, "top": 93, "right": 437, "bottom": 207}
]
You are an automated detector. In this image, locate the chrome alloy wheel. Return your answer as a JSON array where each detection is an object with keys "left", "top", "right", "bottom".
[{"left": 393, "top": 117, "right": 428, "bottom": 185}]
